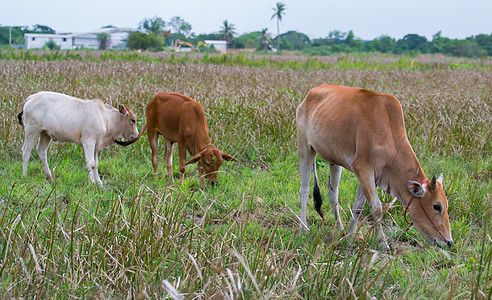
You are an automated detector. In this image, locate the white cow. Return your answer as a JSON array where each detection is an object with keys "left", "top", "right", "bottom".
[{"left": 18, "top": 91, "right": 139, "bottom": 186}]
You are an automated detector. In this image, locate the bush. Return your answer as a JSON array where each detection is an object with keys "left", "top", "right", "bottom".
[
  {"left": 127, "top": 32, "right": 163, "bottom": 51},
  {"left": 44, "top": 39, "right": 59, "bottom": 50}
]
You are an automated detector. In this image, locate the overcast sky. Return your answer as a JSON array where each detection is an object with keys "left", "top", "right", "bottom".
[{"left": 2, "top": 0, "right": 491, "bottom": 40}]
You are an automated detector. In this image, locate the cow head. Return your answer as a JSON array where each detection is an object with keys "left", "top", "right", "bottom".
[
  {"left": 407, "top": 174, "right": 453, "bottom": 247},
  {"left": 185, "top": 145, "right": 236, "bottom": 186},
  {"left": 116, "top": 105, "right": 139, "bottom": 144}
]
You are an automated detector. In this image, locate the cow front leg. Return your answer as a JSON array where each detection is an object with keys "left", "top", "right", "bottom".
[
  {"left": 93, "top": 151, "right": 102, "bottom": 186},
  {"left": 178, "top": 144, "right": 187, "bottom": 182},
  {"left": 197, "top": 163, "right": 205, "bottom": 189},
  {"left": 21, "top": 128, "right": 38, "bottom": 178},
  {"left": 348, "top": 186, "right": 366, "bottom": 234},
  {"left": 164, "top": 140, "right": 174, "bottom": 179},
  {"left": 328, "top": 163, "right": 344, "bottom": 230},
  {"left": 37, "top": 131, "right": 52, "bottom": 180},
  {"left": 353, "top": 168, "right": 387, "bottom": 245},
  {"left": 82, "top": 141, "right": 99, "bottom": 186}
]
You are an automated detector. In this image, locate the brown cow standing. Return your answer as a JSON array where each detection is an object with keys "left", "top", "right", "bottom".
[
  {"left": 296, "top": 84, "right": 453, "bottom": 247},
  {"left": 122, "top": 92, "right": 235, "bottom": 188}
]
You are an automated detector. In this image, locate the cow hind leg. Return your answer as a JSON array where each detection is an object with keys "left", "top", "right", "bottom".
[
  {"left": 21, "top": 127, "right": 39, "bottom": 178},
  {"left": 37, "top": 131, "right": 52, "bottom": 180},
  {"left": 164, "top": 140, "right": 174, "bottom": 179},
  {"left": 148, "top": 128, "right": 159, "bottom": 175},
  {"left": 328, "top": 163, "right": 344, "bottom": 230},
  {"left": 298, "top": 143, "right": 316, "bottom": 231}
]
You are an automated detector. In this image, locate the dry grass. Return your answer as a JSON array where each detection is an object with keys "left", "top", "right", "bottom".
[{"left": 1, "top": 60, "right": 490, "bottom": 160}]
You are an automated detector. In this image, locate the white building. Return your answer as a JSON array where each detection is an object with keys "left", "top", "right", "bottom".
[
  {"left": 24, "top": 27, "right": 138, "bottom": 50},
  {"left": 24, "top": 33, "right": 73, "bottom": 50},
  {"left": 205, "top": 40, "right": 227, "bottom": 53}
]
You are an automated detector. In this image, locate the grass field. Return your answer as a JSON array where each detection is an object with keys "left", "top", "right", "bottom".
[{"left": 0, "top": 53, "right": 491, "bottom": 298}]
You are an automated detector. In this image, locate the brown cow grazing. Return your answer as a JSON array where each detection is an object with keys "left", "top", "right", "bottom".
[
  {"left": 119, "top": 92, "right": 235, "bottom": 188},
  {"left": 296, "top": 84, "right": 453, "bottom": 247}
]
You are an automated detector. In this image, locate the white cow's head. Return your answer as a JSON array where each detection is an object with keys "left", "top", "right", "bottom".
[{"left": 116, "top": 105, "right": 139, "bottom": 143}]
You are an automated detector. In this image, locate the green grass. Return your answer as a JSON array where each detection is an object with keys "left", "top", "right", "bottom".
[
  {"left": 0, "top": 54, "right": 490, "bottom": 298},
  {"left": 2, "top": 49, "right": 491, "bottom": 71}
]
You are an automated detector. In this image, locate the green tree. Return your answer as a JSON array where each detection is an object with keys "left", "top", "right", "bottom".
[
  {"left": 430, "top": 31, "right": 449, "bottom": 53},
  {"left": 0, "top": 26, "right": 25, "bottom": 46},
  {"left": 368, "top": 35, "right": 396, "bottom": 53},
  {"left": 327, "top": 30, "right": 347, "bottom": 45},
  {"left": 278, "top": 31, "right": 310, "bottom": 50},
  {"left": 139, "top": 16, "right": 166, "bottom": 35},
  {"left": 447, "top": 39, "right": 484, "bottom": 57},
  {"left": 345, "top": 30, "right": 356, "bottom": 47},
  {"left": 220, "top": 20, "right": 236, "bottom": 46},
  {"left": 33, "top": 24, "right": 55, "bottom": 34},
  {"left": 127, "top": 32, "right": 162, "bottom": 51},
  {"left": 474, "top": 34, "right": 492, "bottom": 56},
  {"left": 235, "top": 31, "right": 262, "bottom": 49},
  {"left": 271, "top": 2, "right": 286, "bottom": 51},
  {"left": 396, "top": 34, "right": 429, "bottom": 54},
  {"left": 169, "top": 16, "right": 192, "bottom": 37},
  {"left": 97, "top": 33, "right": 110, "bottom": 50},
  {"left": 195, "top": 33, "right": 222, "bottom": 43}
]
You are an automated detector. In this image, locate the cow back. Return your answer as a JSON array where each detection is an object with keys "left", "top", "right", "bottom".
[{"left": 146, "top": 92, "right": 209, "bottom": 144}]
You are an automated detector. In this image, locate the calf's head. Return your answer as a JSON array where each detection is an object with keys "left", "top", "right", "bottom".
[
  {"left": 116, "top": 105, "right": 139, "bottom": 142},
  {"left": 407, "top": 174, "right": 453, "bottom": 247},
  {"left": 186, "top": 145, "right": 236, "bottom": 185}
]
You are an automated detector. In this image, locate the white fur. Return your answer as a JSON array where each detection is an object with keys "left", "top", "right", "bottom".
[{"left": 20, "top": 91, "right": 138, "bottom": 186}]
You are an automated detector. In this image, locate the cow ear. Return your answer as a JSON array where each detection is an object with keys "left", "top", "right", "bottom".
[
  {"left": 186, "top": 153, "right": 202, "bottom": 165},
  {"left": 437, "top": 173, "right": 443, "bottom": 184},
  {"left": 407, "top": 180, "right": 425, "bottom": 197},
  {"left": 430, "top": 175, "right": 438, "bottom": 191},
  {"left": 221, "top": 151, "right": 236, "bottom": 162},
  {"left": 118, "top": 105, "right": 127, "bottom": 116}
]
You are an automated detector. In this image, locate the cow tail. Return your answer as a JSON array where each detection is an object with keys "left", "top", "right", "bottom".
[
  {"left": 313, "top": 160, "right": 324, "bottom": 220},
  {"left": 17, "top": 111, "right": 24, "bottom": 127},
  {"left": 115, "top": 123, "right": 147, "bottom": 146}
]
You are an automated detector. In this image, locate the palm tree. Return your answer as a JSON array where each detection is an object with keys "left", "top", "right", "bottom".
[
  {"left": 220, "top": 20, "right": 236, "bottom": 46},
  {"left": 271, "top": 2, "right": 286, "bottom": 51},
  {"left": 258, "top": 28, "right": 271, "bottom": 51}
]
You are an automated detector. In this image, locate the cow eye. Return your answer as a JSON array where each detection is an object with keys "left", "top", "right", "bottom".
[{"left": 433, "top": 204, "right": 442, "bottom": 213}]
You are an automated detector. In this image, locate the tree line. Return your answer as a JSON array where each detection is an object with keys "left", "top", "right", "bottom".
[
  {"left": 1, "top": 20, "right": 491, "bottom": 58},
  {"left": 129, "top": 16, "right": 492, "bottom": 58}
]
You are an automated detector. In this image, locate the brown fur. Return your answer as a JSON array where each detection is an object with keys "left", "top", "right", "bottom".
[
  {"left": 297, "top": 84, "right": 452, "bottom": 246},
  {"left": 146, "top": 92, "right": 235, "bottom": 188}
]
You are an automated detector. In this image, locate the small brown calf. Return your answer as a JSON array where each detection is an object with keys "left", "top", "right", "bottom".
[{"left": 120, "top": 92, "right": 235, "bottom": 188}]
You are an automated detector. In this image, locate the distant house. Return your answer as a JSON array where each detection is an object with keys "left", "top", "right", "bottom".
[
  {"left": 205, "top": 40, "right": 227, "bottom": 53},
  {"left": 24, "top": 33, "right": 73, "bottom": 50},
  {"left": 24, "top": 27, "right": 138, "bottom": 50}
]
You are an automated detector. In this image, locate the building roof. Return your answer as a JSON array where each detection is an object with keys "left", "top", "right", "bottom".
[{"left": 24, "top": 27, "right": 139, "bottom": 39}]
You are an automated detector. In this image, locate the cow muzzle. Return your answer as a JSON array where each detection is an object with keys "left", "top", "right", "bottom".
[{"left": 432, "top": 237, "right": 453, "bottom": 248}]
